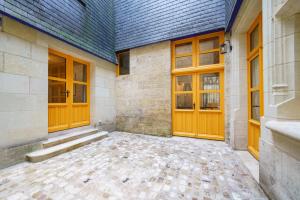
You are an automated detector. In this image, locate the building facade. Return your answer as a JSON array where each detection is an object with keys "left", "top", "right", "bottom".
[{"left": 0, "top": 0, "right": 299, "bottom": 199}]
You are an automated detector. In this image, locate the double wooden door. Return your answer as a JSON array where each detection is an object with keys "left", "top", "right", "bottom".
[
  {"left": 172, "top": 70, "right": 224, "bottom": 140},
  {"left": 48, "top": 49, "right": 90, "bottom": 133}
]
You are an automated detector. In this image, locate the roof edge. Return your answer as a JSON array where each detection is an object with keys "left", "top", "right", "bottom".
[
  {"left": 0, "top": 11, "right": 117, "bottom": 64},
  {"left": 225, "top": 0, "right": 243, "bottom": 32},
  {"left": 115, "top": 28, "right": 225, "bottom": 52}
]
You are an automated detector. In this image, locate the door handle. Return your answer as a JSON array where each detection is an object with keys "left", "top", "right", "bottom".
[
  {"left": 193, "top": 102, "right": 195, "bottom": 110},
  {"left": 63, "top": 90, "right": 70, "bottom": 98}
]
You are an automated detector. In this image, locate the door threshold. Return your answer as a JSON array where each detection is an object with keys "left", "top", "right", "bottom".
[{"left": 48, "top": 125, "right": 95, "bottom": 139}]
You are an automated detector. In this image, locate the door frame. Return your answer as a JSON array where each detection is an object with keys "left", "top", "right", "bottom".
[
  {"left": 246, "top": 13, "right": 263, "bottom": 159},
  {"left": 48, "top": 49, "right": 90, "bottom": 133},
  {"left": 171, "top": 31, "right": 225, "bottom": 140}
]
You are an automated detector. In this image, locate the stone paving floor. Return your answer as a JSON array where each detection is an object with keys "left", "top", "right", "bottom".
[{"left": 0, "top": 132, "right": 268, "bottom": 200}]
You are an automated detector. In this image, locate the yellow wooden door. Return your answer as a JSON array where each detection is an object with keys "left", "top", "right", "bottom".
[
  {"left": 172, "top": 70, "right": 224, "bottom": 139},
  {"left": 196, "top": 71, "right": 224, "bottom": 140},
  {"left": 247, "top": 14, "right": 263, "bottom": 159},
  {"left": 70, "top": 57, "right": 90, "bottom": 128},
  {"left": 172, "top": 73, "right": 197, "bottom": 137},
  {"left": 48, "top": 49, "right": 90, "bottom": 133}
]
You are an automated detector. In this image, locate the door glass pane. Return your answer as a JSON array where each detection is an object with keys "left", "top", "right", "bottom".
[
  {"left": 175, "top": 56, "right": 192, "bottom": 68},
  {"left": 176, "top": 94, "right": 193, "bottom": 109},
  {"left": 48, "top": 80, "right": 66, "bottom": 103},
  {"left": 74, "top": 61, "right": 87, "bottom": 82},
  {"left": 200, "top": 73, "right": 220, "bottom": 90},
  {"left": 251, "top": 56, "right": 259, "bottom": 88},
  {"left": 176, "top": 75, "right": 192, "bottom": 91},
  {"left": 73, "top": 84, "right": 87, "bottom": 103},
  {"left": 251, "top": 91, "right": 260, "bottom": 121},
  {"left": 199, "top": 52, "right": 219, "bottom": 65},
  {"left": 48, "top": 53, "right": 66, "bottom": 79},
  {"left": 199, "top": 37, "right": 219, "bottom": 51},
  {"left": 250, "top": 25, "right": 259, "bottom": 51},
  {"left": 175, "top": 43, "right": 192, "bottom": 54},
  {"left": 200, "top": 93, "right": 220, "bottom": 110}
]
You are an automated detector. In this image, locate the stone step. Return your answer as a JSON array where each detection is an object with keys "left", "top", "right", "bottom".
[
  {"left": 26, "top": 132, "right": 108, "bottom": 163},
  {"left": 42, "top": 128, "right": 99, "bottom": 148}
]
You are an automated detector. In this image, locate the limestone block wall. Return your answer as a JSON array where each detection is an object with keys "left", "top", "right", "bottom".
[
  {"left": 0, "top": 16, "right": 116, "bottom": 168},
  {"left": 225, "top": 0, "right": 261, "bottom": 150},
  {"left": 260, "top": 0, "right": 300, "bottom": 199},
  {"left": 116, "top": 41, "right": 171, "bottom": 136}
]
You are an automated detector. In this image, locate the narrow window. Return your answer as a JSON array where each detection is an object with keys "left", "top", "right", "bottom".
[{"left": 117, "top": 51, "right": 130, "bottom": 75}]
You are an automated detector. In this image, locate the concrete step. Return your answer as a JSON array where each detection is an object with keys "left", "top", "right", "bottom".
[
  {"left": 42, "top": 128, "right": 99, "bottom": 148},
  {"left": 26, "top": 132, "right": 108, "bottom": 163}
]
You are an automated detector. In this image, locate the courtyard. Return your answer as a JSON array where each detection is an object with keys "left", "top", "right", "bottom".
[{"left": 0, "top": 132, "right": 267, "bottom": 200}]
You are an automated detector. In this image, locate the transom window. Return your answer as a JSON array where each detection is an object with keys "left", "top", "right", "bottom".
[
  {"left": 199, "top": 37, "right": 220, "bottom": 65},
  {"left": 172, "top": 32, "right": 224, "bottom": 70}
]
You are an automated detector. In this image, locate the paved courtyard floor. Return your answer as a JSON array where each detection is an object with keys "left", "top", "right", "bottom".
[{"left": 0, "top": 132, "right": 268, "bottom": 200}]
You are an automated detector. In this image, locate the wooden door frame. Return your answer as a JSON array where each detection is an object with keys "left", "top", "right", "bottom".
[
  {"left": 48, "top": 49, "right": 91, "bottom": 133},
  {"left": 246, "top": 13, "right": 263, "bottom": 159},
  {"left": 171, "top": 31, "right": 225, "bottom": 140}
]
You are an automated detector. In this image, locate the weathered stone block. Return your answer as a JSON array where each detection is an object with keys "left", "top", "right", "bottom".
[
  {"left": 0, "top": 72, "right": 29, "bottom": 94},
  {"left": 116, "top": 42, "right": 171, "bottom": 136},
  {"left": 29, "top": 77, "right": 48, "bottom": 95},
  {"left": 4, "top": 53, "right": 47, "bottom": 78},
  {"left": 31, "top": 44, "right": 48, "bottom": 63},
  {"left": 0, "top": 32, "right": 31, "bottom": 57},
  {"left": 0, "top": 141, "right": 42, "bottom": 169},
  {"left": 2, "top": 16, "right": 37, "bottom": 43}
]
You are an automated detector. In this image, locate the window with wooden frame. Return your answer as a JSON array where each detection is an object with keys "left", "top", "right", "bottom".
[
  {"left": 172, "top": 32, "right": 224, "bottom": 71},
  {"left": 117, "top": 51, "right": 130, "bottom": 76}
]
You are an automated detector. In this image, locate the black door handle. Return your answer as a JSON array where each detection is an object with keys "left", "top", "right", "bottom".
[
  {"left": 193, "top": 102, "right": 195, "bottom": 110},
  {"left": 63, "top": 90, "right": 70, "bottom": 98}
]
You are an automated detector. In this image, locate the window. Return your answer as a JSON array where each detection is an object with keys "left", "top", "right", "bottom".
[
  {"left": 199, "top": 73, "right": 221, "bottom": 110},
  {"left": 199, "top": 37, "right": 220, "bottom": 65},
  {"left": 172, "top": 32, "right": 223, "bottom": 70},
  {"left": 117, "top": 51, "right": 130, "bottom": 76},
  {"left": 175, "top": 75, "right": 193, "bottom": 109},
  {"left": 174, "top": 42, "right": 193, "bottom": 69}
]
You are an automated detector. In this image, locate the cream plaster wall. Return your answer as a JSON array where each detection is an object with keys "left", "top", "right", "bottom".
[{"left": 0, "top": 16, "right": 116, "bottom": 168}]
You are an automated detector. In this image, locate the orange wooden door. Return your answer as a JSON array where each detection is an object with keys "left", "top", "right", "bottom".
[
  {"left": 172, "top": 71, "right": 224, "bottom": 140},
  {"left": 247, "top": 14, "right": 263, "bottom": 159},
  {"left": 48, "top": 49, "right": 90, "bottom": 133},
  {"left": 196, "top": 71, "right": 224, "bottom": 140},
  {"left": 172, "top": 73, "right": 197, "bottom": 137}
]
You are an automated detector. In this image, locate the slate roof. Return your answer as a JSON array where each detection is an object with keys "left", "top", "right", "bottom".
[
  {"left": 114, "top": 0, "right": 226, "bottom": 51},
  {"left": 0, "top": 0, "right": 116, "bottom": 63},
  {"left": 0, "top": 0, "right": 242, "bottom": 63},
  {"left": 225, "top": 0, "right": 243, "bottom": 31}
]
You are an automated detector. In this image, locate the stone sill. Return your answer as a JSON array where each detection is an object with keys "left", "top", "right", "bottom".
[{"left": 266, "top": 120, "right": 300, "bottom": 142}]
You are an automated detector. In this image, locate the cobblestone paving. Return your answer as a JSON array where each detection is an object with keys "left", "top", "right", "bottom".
[{"left": 0, "top": 132, "right": 268, "bottom": 200}]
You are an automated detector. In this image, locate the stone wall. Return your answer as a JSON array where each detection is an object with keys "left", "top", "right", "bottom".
[
  {"left": 225, "top": 0, "right": 261, "bottom": 150},
  {"left": 0, "top": 16, "right": 116, "bottom": 169},
  {"left": 260, "top": 1, "right": 300, "bottom": 199},
  {"left": 116, "top": 41, "right": 171, "bottom": 136}
]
